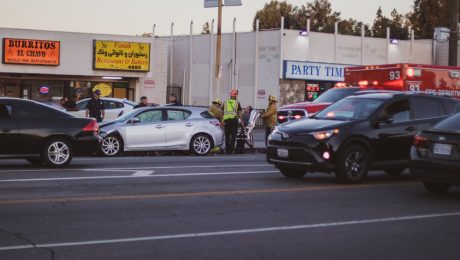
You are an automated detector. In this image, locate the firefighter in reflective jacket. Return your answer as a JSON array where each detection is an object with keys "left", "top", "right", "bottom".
[
  {"left": 223, "top": 89, "right": 244, "bottom": 154},
  {"left": 261, "top": 95, "right": 278, "bottom": 145}
]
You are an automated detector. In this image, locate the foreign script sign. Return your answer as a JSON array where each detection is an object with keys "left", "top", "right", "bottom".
[
  {"left": 93, "top": 40, "right": 150, "bottom": 72},
  {"left": 2, "top": 38, "right": 60, "bottom": 66}
]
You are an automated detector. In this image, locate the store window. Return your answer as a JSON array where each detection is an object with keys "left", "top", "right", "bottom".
[
  {"left": 304, "top": 81, "right": 335, "bottom": 102},
  {"left": 22, "top": 80, "right": 64, "bottom": 102}
]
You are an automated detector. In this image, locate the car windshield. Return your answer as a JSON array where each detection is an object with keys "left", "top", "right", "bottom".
[
  {"left": 315, "top": 97, "right": 384, "bottom": 121},
  {"left": 313, "top": 88, "right": 358, "bottom": 103},
  {"left": 115, "top": 109, "right": 139, "bottom": 122}
]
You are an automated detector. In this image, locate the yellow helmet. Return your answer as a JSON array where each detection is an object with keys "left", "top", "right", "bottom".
[
  {"left": 268, "top": 95, "right": 278, "bottom": 102},
  {"left": 213, "top": 99, "right": 222, "bottom": 106}
]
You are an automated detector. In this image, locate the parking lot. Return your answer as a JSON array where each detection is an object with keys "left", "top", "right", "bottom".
[{"left": 1, "top": 155, "right": 459, "bottom": 260}]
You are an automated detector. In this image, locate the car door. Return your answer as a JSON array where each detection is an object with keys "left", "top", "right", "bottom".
[
  {"left": 411, "top": 97, "right": 449, "bottom": 132},
  {"left": 123, "top": 109, "right": 166, "bottom": 150},
  {"left": 164, "top": 109, "right": 195, "bottom": 149},
  {"left": 0, "top": 103, "right": 18, "bottom": 154},
  {"left": 372, "top": 98, "right": 416, "bottom": 161}
]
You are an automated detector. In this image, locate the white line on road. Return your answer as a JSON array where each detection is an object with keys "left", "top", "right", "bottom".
[
  {"left": 1, "top": 211, "right": 460, "bottom": 251},
  {"left": 0, "top": 170, "right": 279, "bottom": 183},
  {"left": 132, "top": 171, "right": 155, "bottom": 176},
  {"left": 0, "top": 164, "right": 273, "bottom": 173}
]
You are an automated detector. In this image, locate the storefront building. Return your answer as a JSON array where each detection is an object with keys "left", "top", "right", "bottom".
[{"left": 0, "top": 28, "right": 168, "bottom": 106}]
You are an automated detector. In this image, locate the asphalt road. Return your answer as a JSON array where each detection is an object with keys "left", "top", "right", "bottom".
[{"left": 0, "top": 155, "right": 459, "bottom": 260}]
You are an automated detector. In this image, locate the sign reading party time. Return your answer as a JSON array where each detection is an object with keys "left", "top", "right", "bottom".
[
  {"left": 93, "top": 40, "right": 150, "bottom": 72},
  {"left": 2, "top": 38, "right": 60, "bottom": 66},
  {"left": 284, "top": 61, "right": 347, "bottom": 82}
]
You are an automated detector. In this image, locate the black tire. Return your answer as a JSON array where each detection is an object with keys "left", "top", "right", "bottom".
[
  {"left": 336, "top": 145, "right": 369, "bottom": 183},
  {"left": 384, "top": 167, "right": 406, "bottom": 176},
  {"left": 26, "top": 158, "right": 43, "bottom": 165},
  {"left": 42, "top": 138, "right": 73, "bottom": 167},
  {"left": 423, "top": 181, "right": 450, "bottom": 194},
  {"left": 101, "top": 135, "right": 123, "bottom": 157},
  {"left": 190, "top": 134, "right": 213, "bottom": 155},
  {"left": 279, "top": 166, "right": 306, "bottom": 179}
]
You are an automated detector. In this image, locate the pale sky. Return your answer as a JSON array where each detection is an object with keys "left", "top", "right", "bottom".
[{"left": 0, "top": 0, "right": 413, "bottom": 36}]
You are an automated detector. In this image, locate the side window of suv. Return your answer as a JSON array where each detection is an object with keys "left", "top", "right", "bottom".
[
  {"left": 412, "top": 97, "right": 440, "bottom": 119},
  {"left": 103, "top": 101, "right": 124, "bottom": 110},
  {"left": 382, "top": 99, "right": 411, "bottom": 123},
  {"left": 0, "top": 104, "right": 12, "bottom": 119}
]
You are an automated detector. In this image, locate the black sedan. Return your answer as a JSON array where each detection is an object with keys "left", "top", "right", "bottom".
[
  {"left": 410, "top": 113, "right": 460, "bottom": 193},
  {"left": 267, "top": 92, "right": 460, "bottom": 183},
  {"left": 0, "top": 98, "right": 101, "bottom": 167}
]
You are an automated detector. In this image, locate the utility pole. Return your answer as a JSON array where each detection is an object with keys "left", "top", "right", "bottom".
[
  {"left": 215, "top": 0, "right": 223, "bottom": 98},
  {"left": 449, "top": 0, "right": 459, "bottom": 66}
]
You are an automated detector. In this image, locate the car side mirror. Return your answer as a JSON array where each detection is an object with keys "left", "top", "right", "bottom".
[
  {"left": 128, "top": 117, "right": 141, "bottom": 125},
  {"left": 377, "top": 114, "right": 394, "bottom": 124}
]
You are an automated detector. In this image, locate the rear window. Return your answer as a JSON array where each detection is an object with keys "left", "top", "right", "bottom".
[
  {"left": 200, "top": 111, "right": 214, "bottom": 119},
  {"left": 434, "top": 113, "right": 460, "bottom": 130},
  {"left": 412, "top": 98, "right": 440, "bottom": 119},
  {"left": 440, "top": 101, "right": 457, "bottom": 116},
  {"left": 13, "top": 101, "right": 70, "bottom": 118}
]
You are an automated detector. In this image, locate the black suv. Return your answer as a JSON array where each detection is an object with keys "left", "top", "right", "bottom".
[{"left": 267, "top": 93, "right": 460, "bottom": 183}]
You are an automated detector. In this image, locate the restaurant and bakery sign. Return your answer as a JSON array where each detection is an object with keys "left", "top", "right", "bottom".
[
  {"left": 93, "top": 40, "right": 150, "bottom": 72},
  {"left": 2, "top": 38, "right": 60, "bottom": 66}
]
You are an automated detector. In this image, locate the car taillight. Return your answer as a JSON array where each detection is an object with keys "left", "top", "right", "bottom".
[
  {"left": 278, "top": 115, "right": 285, "bottom": 120},
  {"left": 83, "top": 119, "right": 99, "bottom": 133},
  {"left": 294, "top": 115, "right": 301, "bottom": 119},
  {"left": 413, "top": 135, "right": 427, "bottom": 147}
]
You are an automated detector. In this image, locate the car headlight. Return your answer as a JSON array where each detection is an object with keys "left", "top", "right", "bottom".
[{"left": 312, "top": 129, "right": 340, "bottom": 140}]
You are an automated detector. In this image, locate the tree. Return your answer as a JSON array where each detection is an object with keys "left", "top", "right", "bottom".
[
  {"left": 406, "top": 0, "right": 450, "bottom": 39},
  {"left": 338, "top": 19, "right": 371, "bottom": 36},
  {"left": 253, "top": 0, "right": 296, "bottom": 30},
  {"left": 371, "top": 7, "right": 409, "bottom": 39},
  {"left": 305, "top": 0, "right": 341, "bottom": 33},
  {"left": 202, "top": 22, "right": 211, "bottom": 34}
]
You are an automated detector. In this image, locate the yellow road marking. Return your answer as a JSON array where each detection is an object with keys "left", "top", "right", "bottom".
[{"left": 0, "top": 182, "right": 416, "bottom": 206}]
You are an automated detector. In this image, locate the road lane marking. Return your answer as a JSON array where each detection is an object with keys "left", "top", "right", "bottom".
[
  {"left": 132, "top": 171, "right": 155, "bottom": 176},
  {"left": 0, "top": 182, "right": 415, "bottom": 205},
  {"left": 0, "top": 164, "right": 273, "bottom": 173},
  {"left": 0, "top": 211, "right": 459, "bottom": 251},
  {"left": 0, "top": 170, "right": 279, "bottom": 183}
]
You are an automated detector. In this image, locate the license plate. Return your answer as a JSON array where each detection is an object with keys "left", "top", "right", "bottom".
[
  {"left": 277, "top": 148, "right": 289, "bottom": 158},
  {"left": 434, "top": 143, "right": 452, "bottom": 155}
]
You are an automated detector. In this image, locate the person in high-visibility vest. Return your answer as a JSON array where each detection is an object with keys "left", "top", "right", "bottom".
[
  {"left": 260, "top": 95, "right": 278, "bottom": 146},
  {"left": 223, "top": 89, "right": 244, "bottom": 154}
]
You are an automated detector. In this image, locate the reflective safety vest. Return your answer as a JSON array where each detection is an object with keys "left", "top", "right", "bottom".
[{"left": 223, "top": 99, "right": 238, "bottom": 121}]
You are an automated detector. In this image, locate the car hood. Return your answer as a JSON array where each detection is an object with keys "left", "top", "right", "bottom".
[{"left": 278, "top": 118, "right": 349, "bottom": 133}]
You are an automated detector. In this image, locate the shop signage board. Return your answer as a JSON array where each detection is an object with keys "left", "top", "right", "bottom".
[
  {"left": 2, "top": 38, "right": 60, "bottom": 66},
  {"left": 257, "top": 89, "right": 266, "bottom": 99},
  {"left": 204, "top": 0, "right": 242, "bottom": 8},
  {"left": 144, "top": 79, "right": 155, "bottom": 88},
  {"left": 93, "top": 40, "right": 150, "bottom": 72},
  {"left": 93, "top": 83, "right": 112, "bottom": 97},
  {"left": 284, "top": 61, "right": 347, "bottom": 82}
]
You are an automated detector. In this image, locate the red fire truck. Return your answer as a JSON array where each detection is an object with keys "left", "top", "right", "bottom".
[{"left": 344, "top": 63, "right": 460, "bottom": 98}]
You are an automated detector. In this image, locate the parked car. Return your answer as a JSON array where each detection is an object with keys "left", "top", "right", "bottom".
[
  {"left": 277, "top": 87, "right": 362, "bottom": 125},
  {"left": 267, "top": 92, "right": 460, "bottom": 183},
  {"left": 0, "top": 98, "right": 101, "bottom": 167},
  {"left": 99, "top": 106, "right": 223, "bottom": 156},
  {"left": 67, "top": 98, "right": 137, "bottom": 121},
  {"left": 410, "top": 113, "right": 460, "bottom": 193}
]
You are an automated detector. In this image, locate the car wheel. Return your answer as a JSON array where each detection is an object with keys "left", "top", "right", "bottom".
[
  {"left": 26, "top": 158, "right": 43, "bottom": 165},
  {"left": 42, "top": 138, "right": 73, "bottom": 167},
  {"left": 336, "top": 145, "right": 369, "bottom": 183},
  {"left": 279, "top": 166, "right": 306, "bottom": 179},
  {"left": 101, "top": 135, "right": 123, "bottom": 156},
  {"left": 191, "top": 134, "right": 212, "bottom": 155},
  {"left": 423, "top": 181, "right": 450, "bottom": 194},
  {"left": 384, "top": 167, "right": 406, "bottom": 176}
]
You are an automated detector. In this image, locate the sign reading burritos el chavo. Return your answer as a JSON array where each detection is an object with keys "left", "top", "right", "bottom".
[
  {"left": 93, "top": 40, "right": 150, "bottom": 72},
  {"left": 2, "top": 38, "right": 60, "bottom": 66}
]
